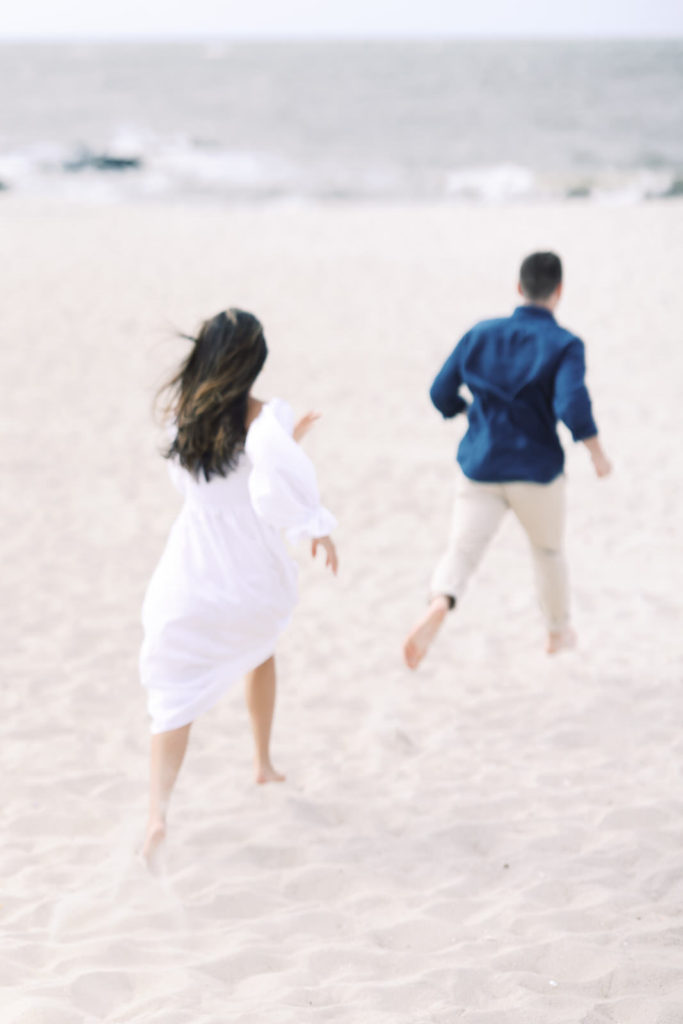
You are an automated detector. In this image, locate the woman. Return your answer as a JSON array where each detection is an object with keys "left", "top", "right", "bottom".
[{"left": 140, "top": 308, "right": 337, "bottom": 863}]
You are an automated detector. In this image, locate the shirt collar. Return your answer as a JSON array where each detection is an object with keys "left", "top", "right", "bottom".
[{"left": 513, "top": 304, "right": 556, "bottom": 321}]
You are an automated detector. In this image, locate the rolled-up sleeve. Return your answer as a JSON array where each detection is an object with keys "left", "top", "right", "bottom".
[
  {"left": 430, "top": 339, "right": 469, "bottom": 418},
  {"left": 553, "top": 339, "right": 598, "bottom": 441}
]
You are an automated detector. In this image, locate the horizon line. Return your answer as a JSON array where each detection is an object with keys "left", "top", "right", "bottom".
[{"left": 1, "top": 30, "right": 682, "bottom": 43}]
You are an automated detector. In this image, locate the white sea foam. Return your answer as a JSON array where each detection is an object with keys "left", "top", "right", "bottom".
[
  {"left": 445, "top": 164, "right": 536, "bottom": 202},
  {"left": 1, "top": 135, "right": 680, "bottom": 205}
]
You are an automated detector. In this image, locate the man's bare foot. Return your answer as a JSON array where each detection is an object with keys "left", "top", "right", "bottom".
[
  {"left": 546, "top": 626, "right": 577, "bottom": 654},
  {"left": 403, "top": 595, "right": 452, "bottom": 670},
  {"left": 255, "top": 762, "right": 286, "bottom": 785},
  {"left": 141, "top": 818, "right": 166, "bottom": 871}
]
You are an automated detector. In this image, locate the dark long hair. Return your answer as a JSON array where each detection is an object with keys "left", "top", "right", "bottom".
[{"left": 158, "top": 308, "right": 268, "bottom": 480}]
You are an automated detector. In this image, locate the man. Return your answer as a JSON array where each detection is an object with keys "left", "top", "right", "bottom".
[{"left": 403, "top": 251, "right": 611, "bottom": 668}]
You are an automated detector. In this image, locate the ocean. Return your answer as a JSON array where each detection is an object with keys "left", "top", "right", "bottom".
[{"left": 1, "top": 39, "right": 682, "bottom": 203}]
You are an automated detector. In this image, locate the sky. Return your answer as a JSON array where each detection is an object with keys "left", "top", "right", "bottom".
[{"left": 1, "top": 0, "right": 682, "bottom": 39}]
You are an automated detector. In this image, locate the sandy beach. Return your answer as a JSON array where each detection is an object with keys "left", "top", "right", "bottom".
[{"left": 2, "top": 196, "right": 682, "bottom": 1023}]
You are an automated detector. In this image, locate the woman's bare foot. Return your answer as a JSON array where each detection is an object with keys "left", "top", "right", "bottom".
[
  {"left": 141, "top": 818, "right": 166, "bottom": 871},
  {"left": 255, "top": 761, "right": 286, "bottom": 785},
  {"left": 546, "top": 626, "right": 577, "bottom": 654},
  {"left": 403, "top": 595, "right": 452, "bottom": 669}
]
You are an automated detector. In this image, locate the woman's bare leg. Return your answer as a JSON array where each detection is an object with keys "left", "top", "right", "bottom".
[
  {"left": 142, "top": 722, "right": 191, "bottom": 864},
  {"left": 245, "top": 656, "right": 285, "bottom": 784}
]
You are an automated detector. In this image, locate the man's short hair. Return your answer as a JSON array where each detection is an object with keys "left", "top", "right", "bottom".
[{"left": 519, "top": 252, "right": 562, "bottom": 301}]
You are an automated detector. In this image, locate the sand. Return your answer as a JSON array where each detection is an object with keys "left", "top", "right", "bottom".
[{"left": 1, "top": 196, "right": 682, "bottom": 1023}]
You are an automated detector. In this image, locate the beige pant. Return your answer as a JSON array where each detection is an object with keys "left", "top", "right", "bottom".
[{"left": 431, "top": 473, "right": 569, "bottom": 632}]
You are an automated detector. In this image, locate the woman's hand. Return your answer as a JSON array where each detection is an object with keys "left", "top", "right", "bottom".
[
  {"left": 293, "top": 411, "right": 321, "bottom": 443},
  {"left": 312, "top": 536, "right": 338, "bottom": 575}
]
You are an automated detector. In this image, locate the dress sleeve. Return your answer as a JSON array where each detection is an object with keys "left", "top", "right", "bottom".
[{"left": 245, "top": 400, "right": 337, "bottom": 543}]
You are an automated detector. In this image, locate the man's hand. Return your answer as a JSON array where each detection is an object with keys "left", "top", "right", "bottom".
[
  {"left": 583, "top": 435, "right": 612, "bottom": 478},
  {"left": 591, "top": 450, "right": 612, "bottom": 478},
  {"left": 312, "top": 536, "right": 338, "bottom": 575},
  {"left": 293, "top": 411, "right": 321, "bottom": 443}
]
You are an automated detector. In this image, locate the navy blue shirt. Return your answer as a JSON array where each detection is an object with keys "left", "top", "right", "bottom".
[{"left": 430, "top": 305, "right": 598, "bottom": 484}]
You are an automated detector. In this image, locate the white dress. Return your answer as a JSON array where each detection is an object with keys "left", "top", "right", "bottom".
[{"left": 140, "top": 398, "right": 336, "bottom": 734}]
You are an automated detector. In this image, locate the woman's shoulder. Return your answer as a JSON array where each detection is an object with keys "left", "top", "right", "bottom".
[
  {"left": 247, "top": 397, "right": 294, "bottom": 435},
  {"left": 267, "top": 397, "right": 295, "bottom": 433},
  {"left": 245, "top": 396, "right": 266, "bottom": 430}
]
